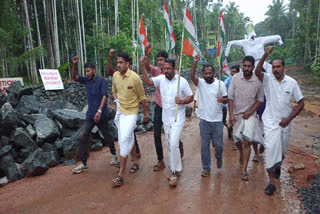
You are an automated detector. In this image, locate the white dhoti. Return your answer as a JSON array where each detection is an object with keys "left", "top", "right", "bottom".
[
  {"left": 252, "top": 117, "right": 264, "bottom": 145},
  {"left": 163, "top": 123, "right": 184, "bottom": 174},
  {"left": 263, "top": 117, "right": 291, "bottom": 172},
  {"left": 114, "top": 111, "right": 137, "bottom": 157},
  {"left": 233, "top": 114, "right": 257, "bottom": 143}
]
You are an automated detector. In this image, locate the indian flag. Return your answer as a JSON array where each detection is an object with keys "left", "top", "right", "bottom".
[
  {"left": 183, "top": 7, "right": 200, "bottom": 57},
  {"left": 164, "top": 1, "right": 176, "bottom": 52},
  {"left": 139, "top": 16, "right": 150, "bottom": 56}
]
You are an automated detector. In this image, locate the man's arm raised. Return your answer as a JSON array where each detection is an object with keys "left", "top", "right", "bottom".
[
  {"left": 71, "top": 56, "right": 79, "bottom": 81},
  {"left": 107, "top": 49, "right": 116, "bottom": 75},
  {"left": 255, "top": 46, "right": 274, "bottom": 81},
  {"left": 190, "top": 55, "right": 200, "bottom": 86},
  {"left": 141, "top": 56, "right": 154, "bottom": 86},
  {"left": 144, "top": 42, "right": 152, "bottom": 72}
]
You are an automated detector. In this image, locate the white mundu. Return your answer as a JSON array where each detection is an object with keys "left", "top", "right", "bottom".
[
  {"left": 262, "top": 73, "right": 303, "bottom": 170},
  {"left": 225, "top": 35, "right": 283, "bottom": 73},
  {"left": 197, "top": 78, "right": 227, "bottom": 122}
]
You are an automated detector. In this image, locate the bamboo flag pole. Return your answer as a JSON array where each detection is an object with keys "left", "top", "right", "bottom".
[{"left": 175, "top": 4, "right": 187, "bottom": 122}]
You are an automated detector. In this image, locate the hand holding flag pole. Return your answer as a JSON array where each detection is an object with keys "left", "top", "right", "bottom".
[{"left": 175, "top": 4, "right": 187, "bottom": 122}]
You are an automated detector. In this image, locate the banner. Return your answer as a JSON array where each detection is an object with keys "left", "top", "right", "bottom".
[
  {"left": 39, "top": 69, "right": 64, "bottom": 90},
  {"left": 0, "top": 78, "right": 24, "bottom": 94}
]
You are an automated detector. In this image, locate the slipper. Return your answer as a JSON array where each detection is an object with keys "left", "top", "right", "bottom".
[
  {"left": 253, "top": 155, "right": 259, "bottom": 162},
  {"left": 153, "top": 161, "right": 165, "bottom": 171},
  {"left": 168, "top": 175, "right": 178, "bottom": 187},
  {"left": 112, "top": 176, "right": 123, "bottom": 187},
  {"left": 129, "top": 164, "right": 139, "bottom": 174},
  {"left": 241, "top": 172, "right": 249, "bottom": 181}
]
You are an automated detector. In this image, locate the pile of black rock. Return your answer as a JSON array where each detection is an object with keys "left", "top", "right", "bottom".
[
  {"left": 0, "top": 81, "right": 158, "bottom": 186},
  {"left": 298, "top": 172, "right": 320, "bottom": 213}
]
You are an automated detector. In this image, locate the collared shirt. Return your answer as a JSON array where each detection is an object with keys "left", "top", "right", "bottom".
[
  {"left": 197, "top": 78, "right": 228, "bottom": 122},
  {"left": 152, "top": 74, "right": 193, "bottom": 126},
  {"left": 228, "top": 72, "right": 264, "bottom": 115},
  {"left": 112, "top": 69, "right": 146, "bottom": 115},
  {"left": 149, "top": 65, "right": 164, "bottom": 107},
  {"left": 262, "top": 73, "right": 303, "bottom": 121},
  {"left": 77, "top": 75, "right": 109, "bottom": 119}
]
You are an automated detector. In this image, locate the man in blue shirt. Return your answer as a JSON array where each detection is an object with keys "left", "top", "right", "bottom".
[
  {"left": 223, "top": 65, "right": 240, "bottom": 142},
  {"left": 71, "top": 56, "right": 119, "bottom": 174}
]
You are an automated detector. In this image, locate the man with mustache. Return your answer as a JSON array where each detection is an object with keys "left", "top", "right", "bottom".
[
  {"left": 190, "top": 55, "right": 228, "bottom": 177},
  {"left": 143, "top": 44, "right": 184, "bottom": 172},
  {"left": 141, "top": 57, "right": 193, "bottom": 187},
  {"left": 71, "top": 56, "right": 119, "bottom": 174},
  {"left": 107, "top": 49, "right": 141, "bottom": 163},
  {"left": 111, "top": 52, "right": 150, "bottom": 187},
  {"left": 255, "top": 46, "right": 304, "bottom": 195},
  {"left": 228, "top": 56, "right": 264, "bottom": 181}
]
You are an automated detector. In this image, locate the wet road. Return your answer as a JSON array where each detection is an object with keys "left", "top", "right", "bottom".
[{"left": 0, "top": 114, "right": 306, "bottom": 214}]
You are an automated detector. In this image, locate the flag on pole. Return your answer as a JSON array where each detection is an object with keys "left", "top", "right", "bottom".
[
  {"left": 217, "top": 10, "right": 228, "bottom": 73},
  {"left": 164, "top": 1, "right": 176, "bottom": 52},
  {"left": 139, "top": 15, "right": 150, "bottom": 56},
  {"left": 183, "top": 7, "right": 200, "bottom": 57}
]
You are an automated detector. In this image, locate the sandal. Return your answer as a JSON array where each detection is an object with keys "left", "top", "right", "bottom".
[
  {"left": 112, "top": 176, "right": 123, "bottom": 187},
  {"left": 241, "top": 172, "right": 249, "bottom": 181},
  {"left": 168, "top": 175, "right": 178, "bottom": 187},
  {"left": 253, "top": 155, "right": 259, "bottom": 162},
  {"left": 129, "top": 164, "right": 139, "bottom": 174},
  {"left": 153, "top": 161, "right": 165, "bottom": 171}
]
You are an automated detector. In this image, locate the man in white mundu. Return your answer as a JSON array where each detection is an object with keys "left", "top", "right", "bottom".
[
  {"left": 141, "top": 57, "right": 193, "bottom": 187},
  {"left": 255, "top": 46, "right": 304, "bottom": 196}
]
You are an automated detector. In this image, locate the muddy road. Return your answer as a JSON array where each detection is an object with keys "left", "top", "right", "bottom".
[{"left": 0, "top": 67, "right": 319, "bottom": 214}]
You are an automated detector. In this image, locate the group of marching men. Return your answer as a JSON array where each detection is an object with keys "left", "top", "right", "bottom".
[{"left": 70, "top": 44, "right": 304, "bottom": 196}]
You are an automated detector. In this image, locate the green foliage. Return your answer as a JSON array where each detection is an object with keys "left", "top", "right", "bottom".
[
  {"left": 58, "top": 63, "right": 70, "bottom": 80},
  {"left": 311, "top": 58, "right": 320, "bottom": 83}
]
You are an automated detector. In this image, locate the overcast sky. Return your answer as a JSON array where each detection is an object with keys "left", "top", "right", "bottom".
[{"left": 222, "top": 0, "right": 290, "bottom": 24}]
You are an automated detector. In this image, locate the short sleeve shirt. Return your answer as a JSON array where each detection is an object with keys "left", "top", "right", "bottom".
[
  {"left": 228, "top": 72, "right": 264, "bottom": 115},
  {"left": 77, "top": 75, "right": 109, "bottom": 119},
  {"left": 152, "top": 74, "right": 193, "bottom": 126},
  {"left": 262, "top": 73, "right": 303, "bottom": 121},
  {"left": 197, "top": 78, "right": 227, "bottom": 122},
  {"left": 112, "top": 69, "right": 146, "bottom": 115}
]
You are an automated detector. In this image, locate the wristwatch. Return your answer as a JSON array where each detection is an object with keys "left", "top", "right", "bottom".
[{"left": 97, "top": 109, "right": 102, "bottom": 114}]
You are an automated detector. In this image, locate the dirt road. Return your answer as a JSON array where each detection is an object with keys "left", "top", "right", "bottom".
[{"left": 0, "top": 66, "right": 319, "bottom": 214}]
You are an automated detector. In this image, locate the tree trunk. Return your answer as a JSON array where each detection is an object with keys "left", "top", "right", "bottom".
[
  {"left": 44, "top": 0, "right": 55, "bottom": 68},
  {"left": 80, "top": 0, "right": 87, "bottom": 63},
  {"left": 75, "top": 0, "right": 84, "bottom": 75},
  {"left": 115, "top": 0, "right": 119, "bottom": 34},
  {"left": 23, "top": 0, "right": 38, "bottom": 84},
  {"left": 52, "top": 0, "right": 60, "bottom": 67},
  {"left": 33, "top": 0, "right": 45, "bottom": 69}
]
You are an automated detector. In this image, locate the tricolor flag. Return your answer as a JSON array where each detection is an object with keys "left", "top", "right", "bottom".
[
  {"left": 183, "top": 7, "right": 200, "bottom": 57},
  {"left": 164, "top": 1, "right": 176, "bottom": 52},
  {"left": 217, "top": 10, "right": 228, "bottom": 73},
  {"left": 139, "top": 16, "right": 150, "bottom": 56}
]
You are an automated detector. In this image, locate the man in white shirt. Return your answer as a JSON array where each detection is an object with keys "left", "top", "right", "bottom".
[
  {"left": 190, "top": 55, "right": 228, "bottom": 176},
  {"left": 141, "top": 57, "right": 193, "bottom": 187},
  {"left": 255, "top": 46, "right": 304, "bottom": 196}
]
